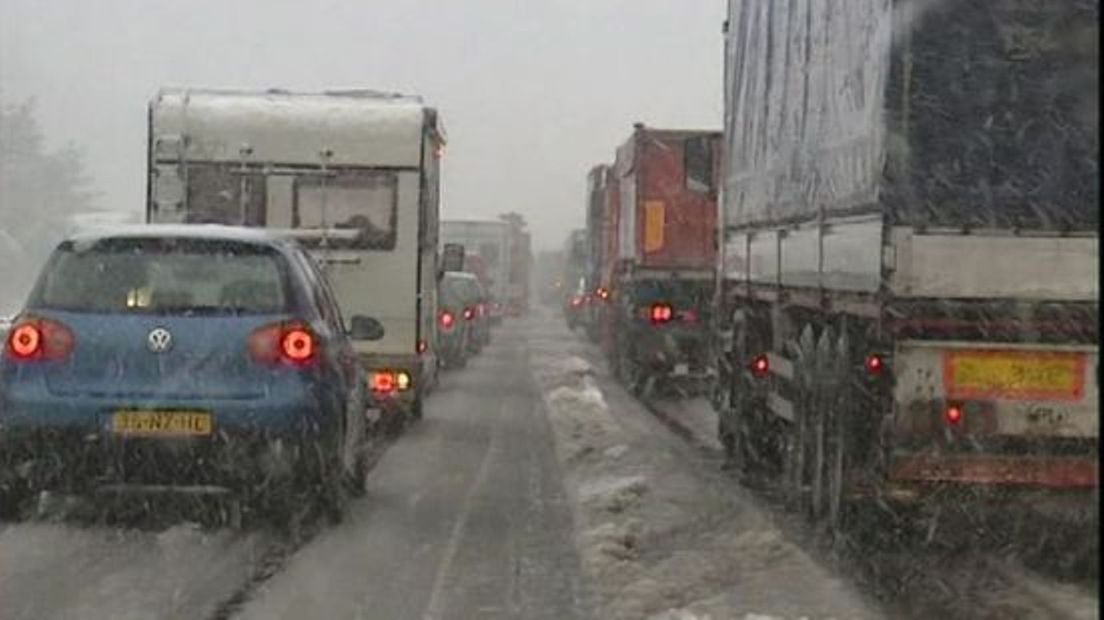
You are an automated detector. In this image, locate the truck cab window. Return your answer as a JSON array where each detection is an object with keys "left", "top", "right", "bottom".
[{"left": 684, "top": 136, "right": 714, "bottom": 194}]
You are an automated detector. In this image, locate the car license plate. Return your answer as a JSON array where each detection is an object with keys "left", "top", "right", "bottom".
[
  {"left": 945, "top": 350, "right": 1086, "bottom": 401},
  {"left": 674, "top": 363, "right": 690, "bottom": 376},
  {"left": 112, "top": 411, "right": 213, "bottom": 437}
]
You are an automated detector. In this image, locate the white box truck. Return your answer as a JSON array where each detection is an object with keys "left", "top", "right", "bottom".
[
  {"left": 441, "top": 220, "right": 510, "bottom": 324},
  {"left": 147, "top": 87, "right": 446, "bottom": 420}
]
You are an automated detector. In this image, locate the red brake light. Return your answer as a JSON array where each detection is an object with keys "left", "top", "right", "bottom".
[
  {"left": 865, "top": 353, "right": 885, "bottom": 375},
  {"left": 373, "top": 371, "right": 396, "bottom": 393},
  {"left": 249, "top": 322, "right": 317, "bottom": 366},
  {"left": 570, "top": 296, "right": 584, "bottom": 308},
  {"left": 946, "top": 404, "right": 964, "bottom": 426},
  {"left": 8, "top": 324, "right": 41, "bottom": 359},
  {"left": 751, "top": 354, "right": 770, "bottom": 377},
  {"left": 417, "top": 340, "right": 428, "bottom": 354},
  {"left": 439, "top": 311, "right": 455, "bottom": 330},
  {"left": 650, "top": 303, "right": 674, "bottom": 324},
  {"left": 5, "top": 318, "right": 73, "bottom": 361},
  {"left": 463, "top": 307, "right": 475, "bottom": 321},
  {"left": 281, "top": 328, "right": 315, "bottom": 363}
]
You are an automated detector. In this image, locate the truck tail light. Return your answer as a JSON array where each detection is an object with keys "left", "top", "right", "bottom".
[
  {"left": 650, "top": 303, "right": 674, "bottom": 324},
  {"left": 372, "top": 371, "right": 396, "bottom": 393},
  {"left": 439, "top": 311, "right": 456, "bottom": 331},
  {"left": 5, "top": 317, "right": 74, "bottom": 361},
  {"left": 945, "top": 404, "right": 964, "bottom": 426},
  {"left": 751, "top": 354, "right": 770, "bottom": 378},
  {"left": 396, "top": 371, "right": 412, "bottom": 391},
  {"left": 865, "top": 353, "right": 885, "bottom": 375},
  {"left": 373, "top": 370, "right": 412, "bottom": 394}
]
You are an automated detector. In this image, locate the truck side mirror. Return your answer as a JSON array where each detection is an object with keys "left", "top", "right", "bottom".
[{"left": 349, "top": 315, "right": 385, "bottom": 341}]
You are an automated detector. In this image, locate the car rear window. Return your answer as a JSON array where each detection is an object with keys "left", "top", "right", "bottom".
[
  {"left": 441, "top": 275, "right": 474, "bottom": 306},
  {"left": 29, "top": 237, "right": 290, "bottom": 315}
]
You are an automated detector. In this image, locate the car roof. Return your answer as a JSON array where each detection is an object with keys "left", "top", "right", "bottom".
[{"left": 66, "top": 224, "right": 289, "bottom": 247}]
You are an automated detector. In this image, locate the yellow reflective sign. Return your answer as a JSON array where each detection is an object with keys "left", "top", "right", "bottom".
[{"left": 644, "top": 201, "right": 665, "bottom": 253}]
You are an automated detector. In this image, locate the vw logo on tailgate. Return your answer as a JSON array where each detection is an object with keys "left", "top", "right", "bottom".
[{"left": 147, "top": 327, "right": 173, "bottom": 353}]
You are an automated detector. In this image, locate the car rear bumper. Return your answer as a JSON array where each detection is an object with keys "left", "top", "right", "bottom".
[
  {"left": 0, "top": 425, "right": 325, "bottom": 494},
  {"left": 0, "top": 381, "right": 327, "bottom": 434}
]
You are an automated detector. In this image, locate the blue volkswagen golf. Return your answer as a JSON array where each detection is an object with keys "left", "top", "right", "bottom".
[{"left": 0, "top": 225, "right": 378, "bottom": 525}]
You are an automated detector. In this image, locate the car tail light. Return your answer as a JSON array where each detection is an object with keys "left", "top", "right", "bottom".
[
  {"left": 249, "top": 322, "right": 318, "bottom": 366},
  {"left": 281, "top": 328, "right": 315, "bottom": 363},
  {"left": 439, "top": 311, "right": 456, "bottom": 331},
  {"left": 945, "top": 404, "right": 964, "bottom": 426},
  {"left": 751, "top": 354, "right": 770, "bottom": 378},
  {"left": 5, "top": 317, "right": 74, "bottom": 361},
  {"left": 417, "top": 340, "right": 428, "bottom": 354},
  {"left": 650, "top": 303, "right": 674, "bottom": 324},
  {"left": 865, "top": 353, "right": 885, "bottom": 375},
  {"left": 463, "top": 307, "right": 475, "bottom": 321},
  {"left": 570, "top": 295, "right": 585, "bottom": 308}
]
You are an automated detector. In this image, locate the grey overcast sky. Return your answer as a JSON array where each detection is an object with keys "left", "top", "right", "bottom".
[{"left": 0, "top": 0, "right": 723, "bottom": 251}]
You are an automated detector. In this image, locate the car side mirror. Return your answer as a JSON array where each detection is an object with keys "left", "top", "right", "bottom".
[{"left": 349, "top": 315, "right": 385, "bottom": 341}]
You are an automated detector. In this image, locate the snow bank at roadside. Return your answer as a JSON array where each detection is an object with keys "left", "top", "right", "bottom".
[{"left": 529, "top": 320, "right": 881, "bottom": 620}]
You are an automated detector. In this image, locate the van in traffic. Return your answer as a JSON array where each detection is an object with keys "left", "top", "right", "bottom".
[{"left": 146, "top": 88, "right": 446, "bottom": 421}]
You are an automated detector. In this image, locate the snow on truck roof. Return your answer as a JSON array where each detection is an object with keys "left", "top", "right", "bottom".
[{"left": 150, "top": 87, "right": 445, "bottom": 168}]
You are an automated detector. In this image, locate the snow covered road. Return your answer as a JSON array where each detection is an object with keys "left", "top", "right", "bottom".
[
  {"left": 7, "top": 311, "right": 1086, "bottom": 619},
  {"left": 232, "top": 326, "right": 588, "bottom": 619}
]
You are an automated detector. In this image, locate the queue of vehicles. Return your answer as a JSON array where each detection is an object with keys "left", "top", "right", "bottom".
[
  {"left": 565, "top": 0, "right": 1098, "bottom": 537},
  {"left": 0, "top": 87, "right": 525, "bottom": 524}
]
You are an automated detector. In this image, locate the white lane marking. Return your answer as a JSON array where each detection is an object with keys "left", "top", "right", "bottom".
[{"left": 420, "top": 399, "right": 505, "bottom": 620}]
